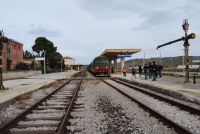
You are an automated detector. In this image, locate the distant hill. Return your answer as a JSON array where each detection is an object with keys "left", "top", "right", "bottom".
[
  {"left": 117, "top": 56, "right": 200, "bottom": 68},
  {"left": 84, "top": 56, "right": 200, "bottom": 68}
]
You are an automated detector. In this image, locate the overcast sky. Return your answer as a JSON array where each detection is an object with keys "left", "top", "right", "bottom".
[{"left": 1, "top": 0, "right": 200, "bottom": 64}]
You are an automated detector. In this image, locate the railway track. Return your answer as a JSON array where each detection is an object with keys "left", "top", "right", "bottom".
[
  {"left": 0, "top": 78, "right": 82, "bottom": 134},
  {"left": 1, "top": 70, "right": 199, "bottom": 133},
  {"left": 101, "top": 78, "right": 200, "bottom": 134}
]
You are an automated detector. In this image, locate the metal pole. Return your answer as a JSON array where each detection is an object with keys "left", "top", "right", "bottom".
[
  {"left": 144, "top": 52, "right": 145, "bottom": 66},
  {"left": 160, "top": 50, "right": 161, "bottom": 64},
  {"left": 44, "top": 51, "right": 46, "bottom": 75},
  {"left": 0, "top": 31, "right": 3, "bottom": 89},
  {"left": 61, "top": 58, "right": 62, "bottom": 72},
  {"left": 0, "top": 49, "right": 3, "bottom": 89},
  {"left": 34, "top": 60, "right": 35, "bottom": 74},
  {"left": 182, "top": 49, "right": 184, "bottom": 73},
  {"left": 184, "top": 31, "right": 190, "bottom": 83},
  {"left": 34, "top": 60, "right": 36, "bottom": 71}
]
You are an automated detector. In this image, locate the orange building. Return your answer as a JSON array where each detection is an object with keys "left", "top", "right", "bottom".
[{"left": 2, "top": 38, "right": 23, "bottom": 71}]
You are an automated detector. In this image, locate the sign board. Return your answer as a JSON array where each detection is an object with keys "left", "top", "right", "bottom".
[
  {"left": 192, "top": 60, "right": 200, "bottom": 63},
  {"left": 117, "top": 54, "right": 132, "bottom": 58},
  {"left": 35, "top": 57, "right": 44, "bottom": 60}
]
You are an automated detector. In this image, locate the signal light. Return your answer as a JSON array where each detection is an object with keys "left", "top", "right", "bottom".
[
  {"left": 1, "top": 37, "right": 8, "bottom": 43},
  {"left": 183, "top": 33, "right": 196, "bottom": 40},
  {"left": 187, "top": 33, "right": 195, "bottom": 39}
]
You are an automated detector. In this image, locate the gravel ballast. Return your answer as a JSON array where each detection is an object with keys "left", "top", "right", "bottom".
[{"left": 67, "top": 80, "right": 177, "bottom": 133}]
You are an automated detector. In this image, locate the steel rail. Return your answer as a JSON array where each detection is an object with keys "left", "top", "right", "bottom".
[
  {"left": 56, "top": 79, "right": 82, "bottom": 134},
  {"left": 102, "top": 78, "right": 193, "bottom": 134},
  {"left": 111, "top": 78, "right": 200, "bottom": 116},
  {"left": 0, "top": 79, "right": 72, "bottom": 134}
]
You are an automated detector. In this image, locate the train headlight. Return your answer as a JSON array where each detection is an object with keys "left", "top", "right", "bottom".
[
  {"left": 106, "top": 66, "right": 107, "bottom": 68},
  {"left": 96, "top": 67, "right": 98, "bottom": 68}
]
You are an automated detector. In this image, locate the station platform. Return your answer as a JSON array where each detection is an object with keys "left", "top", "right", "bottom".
[
  {"left": 0, "top": 71, "right": 77, "bottom": 109},
  {"left": 110, "top": 73, "right": 200, "bottom": 105}
]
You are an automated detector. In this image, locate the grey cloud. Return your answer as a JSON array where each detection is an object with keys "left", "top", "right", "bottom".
[
  {"left": 75, "top": 0, "right": 140, "bottom": 20},
  {"left": 29, "top": 24, "right": 36, "bottom": 28},
  {"left": 0, "top": 16, "right": 3, "bottom": 21},
  {"left": 75, "top": 0, "right": 177, "bottom": 21},
  {"left": 131, "top": 10, "right": 178, "bottom": 31},
  {"left": 27, "top": 26, "right": 62, "bottom": 37}
]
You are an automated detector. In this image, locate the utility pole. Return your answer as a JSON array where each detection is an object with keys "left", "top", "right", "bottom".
[{"left": 0, "top": 30, "right": 8, "bottom": 90}]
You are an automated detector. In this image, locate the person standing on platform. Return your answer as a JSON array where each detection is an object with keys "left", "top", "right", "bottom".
[
  {"left": 157, "top": 63, "right": 163, "bottom": 78},
  {"left": 111, "top": 66, "right": 114, "bottom": 73},
  {"left": 143, "top": 64, "right": 148, "bottom": 79},
  {"left": 138, "top": 65, "right": 142, "bottom": 77},
  {"left": 155, "top": 63, "right": 158, "bottom": 77},
  {"left": 148, "top": 62, "right": 152, "bottom": 78},
  {"left": 152, "top": 61, "right": 157, "bottom": 81},
  {"left": 132, "top": 66, "right": 136, "bottom": 77},
  {"left": 122, "top": 67, "right": 126, "bottom": 77}
]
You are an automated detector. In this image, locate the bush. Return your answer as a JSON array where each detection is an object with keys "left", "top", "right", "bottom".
[{"left": 14, "top": 62, "right": 30, "bottom": 70}]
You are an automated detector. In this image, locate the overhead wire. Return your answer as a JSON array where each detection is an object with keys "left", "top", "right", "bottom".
[{"left": 187, "top": 10, "right": 200, "bottom": 20}]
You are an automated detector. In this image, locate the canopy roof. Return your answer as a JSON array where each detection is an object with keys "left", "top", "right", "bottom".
[{"left": 100, "top": 49, "right": 141, "bottom": 59}]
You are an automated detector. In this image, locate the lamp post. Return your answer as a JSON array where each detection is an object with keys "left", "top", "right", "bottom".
[
  {"left": 182, "top": 19, "right": 190, "bottom": 83},
  {"left": 44, "top": 51, "right": 46, "bottom": 75},
  {"left": 61, "top": 57, "right": 62, "bottom": 72}
]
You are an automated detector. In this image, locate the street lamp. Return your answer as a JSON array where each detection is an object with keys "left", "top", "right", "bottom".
[
  {"left": 182, "top": 19, "right": 189, "bottom": 83},
  {"left": 44, "top": 51, "right": 46, "bottom": 75},
  {"left": 61, "top": 57, "right": 62, "bottom": 72}
]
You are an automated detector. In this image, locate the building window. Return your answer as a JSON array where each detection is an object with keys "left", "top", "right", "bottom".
[
  {"left": 19, "top": 46, "right": 20, "bottom": 50},
  {"left": 14, "top": 45, "right": 16, "bottom": 49}
]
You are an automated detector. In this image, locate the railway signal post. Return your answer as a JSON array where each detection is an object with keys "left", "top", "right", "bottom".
[
  {"left": 182, "top": 19, "right": 190, "bottom": 83},
  {"left": 156, "top": 19, "right": 195, "bottom": 83},
  {"left": 0, "top": 30, "right": 8, "bottom": 90}
]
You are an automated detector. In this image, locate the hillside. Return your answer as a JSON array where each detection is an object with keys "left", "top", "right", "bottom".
[{"left": 117, "top": 56, "right": 200, "bottom": 68}]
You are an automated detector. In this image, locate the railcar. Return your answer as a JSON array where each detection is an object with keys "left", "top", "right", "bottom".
[{"left": 88, "top": 56, "right": 110, "bottom": 76}]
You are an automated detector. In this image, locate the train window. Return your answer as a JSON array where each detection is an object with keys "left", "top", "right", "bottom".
[
  {"left": 95, "top": 60, "right": 101, "bottom": 63},
  {"left": 102, "top": 59, "right": 108, "bottom": 63}
]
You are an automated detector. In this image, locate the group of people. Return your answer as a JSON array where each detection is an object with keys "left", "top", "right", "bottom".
[
  {"left": 122, "top": 61, "right": 163, "bottom": 81},
  {"left": 143, "top": 61, "right": 163, "bottom": 81}
]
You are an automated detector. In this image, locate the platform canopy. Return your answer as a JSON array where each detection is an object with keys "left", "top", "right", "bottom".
[{"left": 100, "top": 49, "right": 141, "bottom": 59}]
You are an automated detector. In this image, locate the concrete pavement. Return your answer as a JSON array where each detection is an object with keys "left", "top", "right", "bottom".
[
  {"left": 110, "top": 72, "right": 200, "bottom": 105},
  {"left": 0, "top": 71, "right": 77, "bottom": 108}
]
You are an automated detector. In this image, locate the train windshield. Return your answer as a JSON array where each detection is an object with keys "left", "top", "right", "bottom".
[
  {"left": 95, "top": 59, "right": 109, "bottom": 64},
  {"left": 102, "top": 59, "right": 108, "bottom": 63},
  {"left": 95, "top": 60, "right": 101, "bottom": 63}
]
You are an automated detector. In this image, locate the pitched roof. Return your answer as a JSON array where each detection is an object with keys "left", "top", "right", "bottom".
[{"left": 63, "top": 56, "right": 73, "bottom": 59}]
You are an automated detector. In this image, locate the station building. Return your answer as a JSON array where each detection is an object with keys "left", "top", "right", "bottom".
[
  {"left": 63, "top": 56, "right": 82, "bottom": 71},
  {"left": 2, "top": 39, "right": 23, "bottom": 71}
]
